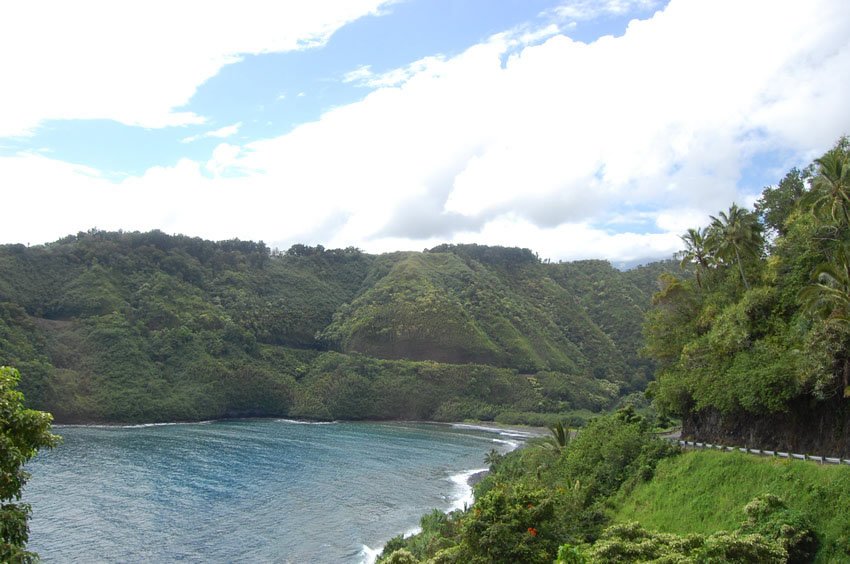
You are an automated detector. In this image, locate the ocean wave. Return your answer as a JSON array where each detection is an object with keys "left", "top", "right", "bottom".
[
  {"left": 490, "top": 437, "right": 520, "bottom": 451},
  {"left": 447, "top": 467, "right": 489, "bottom": 513},
  {"left": 56, "top": 421, "right": 215, "bottom": 429},
  {"left": 275, "top": 418, "right": 338, "bottom": 425},
  {"left": 359, "top": 543, "right": 382, "bottom": 564},
  {"left": 360, "top": 468, "right": 487, "bottom": 563},
  {"left": 121, "top": 421, "right": 215, "bottom": 429},
  {"left": 450, "top": 423, "right": 536, "bottom": 439},
  {"left": 499, "top": 430, "right": 534, "bottom": 438},
  {"left": 359, "top": 521, "right": 423, "bottom": 564}
]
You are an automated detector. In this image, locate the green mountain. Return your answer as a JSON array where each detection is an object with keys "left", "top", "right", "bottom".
[{"left": 0, "top": 231, "right": 669, "bottom": 423}]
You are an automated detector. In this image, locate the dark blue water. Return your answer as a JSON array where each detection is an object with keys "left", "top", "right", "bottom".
[{"left": 24, "top": 420, "right": 527, "bottom": 563}]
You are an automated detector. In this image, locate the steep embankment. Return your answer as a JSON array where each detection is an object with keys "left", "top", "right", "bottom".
[
  {"left": 682, "top": 395, "right": 850, "bottom": 458},
  {"left": 0, "top": 232, "right": 667, "bottom": 423},
  {"left": 613, "top": 450, "right": 850, "bottom": 562}
]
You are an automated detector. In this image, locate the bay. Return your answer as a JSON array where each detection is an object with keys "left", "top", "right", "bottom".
[{"left": 23, "top": 420, "right": 526, "bottom": 563}]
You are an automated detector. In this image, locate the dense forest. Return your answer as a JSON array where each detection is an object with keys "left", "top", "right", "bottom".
[
  {"left": 645, "top": 137, "right": 850, "bottom": 456},
  {"left": 0, "top": 233, "right": 671, "bottom": 424}
]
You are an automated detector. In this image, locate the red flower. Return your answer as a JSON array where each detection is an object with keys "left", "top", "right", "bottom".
[{"left": 527, "top": 527, "right": 538, "bottom": 537}]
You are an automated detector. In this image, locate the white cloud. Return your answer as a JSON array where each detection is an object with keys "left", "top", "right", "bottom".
[
  {"left": 2, "top": 0, "right": 850, "bottom": 264},
  {"left": 0, "top": 0, "right": 393, "bottom": 137},
  {"left": 343, "top": 56, "right": 447, "bottom": 88},
  {"left": 181, "top": 122, "right": 242, "bottom": 143},
  {"left": 205, "top": 143, "right": 244, "bottom": 176},
  {"left": 553, "top": 0, "right": 660, "bottom": 21},
  {"left": 342, "top": 65, "right": 375, "bottom": 84}
]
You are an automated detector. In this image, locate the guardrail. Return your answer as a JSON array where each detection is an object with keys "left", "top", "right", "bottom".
[{"left": 669, "top": 439, "right": 850, "bottom": 465}]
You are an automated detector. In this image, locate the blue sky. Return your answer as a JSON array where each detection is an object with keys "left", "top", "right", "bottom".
[{"left": 1, "top": 0, "right": 849, "bottom": 264}]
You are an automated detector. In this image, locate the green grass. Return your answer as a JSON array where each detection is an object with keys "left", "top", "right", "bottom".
[{"left": 613, "top": 450, "right": 850, "bottom": 562}]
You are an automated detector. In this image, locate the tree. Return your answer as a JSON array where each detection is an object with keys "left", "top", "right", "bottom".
[
  {"left": 799, "top": 245, "right": 850, "bottom": 396},
  {"left": 708, "top": 203, "right": 764, "bottom": 290},
  {"left": 754, "top": 167, "right": 810, "bottom": 238},
  {"left": 805, "top": 140, "right": 850, "bottom": 230},
  {"left": 678, "top": 227, "right": 713, "bottom": 288},
  {"left": 0, "top": 366, "right": 59, "bottom": 562}
]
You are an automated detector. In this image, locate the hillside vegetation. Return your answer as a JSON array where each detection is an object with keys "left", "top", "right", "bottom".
[
  {"left": 614, "top": 450, "right": 850, "bottom": 562},
  {"left": 644, "top": 137, "right": 850, "bottom": 456},
  {"left": 377, "top": 139, "right": 850, "bottom": 564},
  {"left": 0, "top": 233, "right": 665, "bottom": 423},
  {"left": 378, "top": 409, "right": 850, "bottom": 563}
]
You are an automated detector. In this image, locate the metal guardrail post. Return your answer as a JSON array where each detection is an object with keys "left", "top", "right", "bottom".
[{"left": 661, "top": 436, "right": 847, "bottom": 464}]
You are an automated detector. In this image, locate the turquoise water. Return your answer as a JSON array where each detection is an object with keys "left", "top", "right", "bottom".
[{"left": 24, "top": 420, "right": 527, "bottom": 563}]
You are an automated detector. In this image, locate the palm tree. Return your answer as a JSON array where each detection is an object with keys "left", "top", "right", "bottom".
[
  {"left": 679, "top": 227, "right": 713, "bottom": 288},
  {"left": 548, "top": 421, "right": 570, "bottom": 452},
  {"left": 484, "top": 448, "right": 503, "bottom": 467},
  {"left": 806, "top": 147, "right": 850, "bottom": 229},
  {"left": 799, "top": 245, "right": 850, "bottom": 396},
  {"left": 799, "top": 262, "right": 850, "bottom": 326},
  {"left": 708, "top": 203, "right": 763, "bottom": 290}
]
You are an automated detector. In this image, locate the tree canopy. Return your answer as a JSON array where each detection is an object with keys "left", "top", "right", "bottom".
[
  {"left": 645, "top": 137, "right": 850, "bottom": 454},
  {"left": 0, "top": 366, "right": 58, "bottom": 562}
]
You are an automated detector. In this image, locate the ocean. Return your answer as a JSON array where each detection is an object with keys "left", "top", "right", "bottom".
[{"left": 24, "top": 419, "right": 530, "bottom": 563}]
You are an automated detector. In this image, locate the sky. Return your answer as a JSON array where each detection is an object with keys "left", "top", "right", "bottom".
[{"left": 1, "top": 0, "right": 849, "bottom": 266}]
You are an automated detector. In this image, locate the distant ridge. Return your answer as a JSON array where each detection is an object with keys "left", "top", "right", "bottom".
[{"left": 0, "top": 230, "right": 676, "bottom": 423}]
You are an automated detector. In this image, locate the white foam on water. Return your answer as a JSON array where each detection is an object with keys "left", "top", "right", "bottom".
[
  {"left": 275, "top": 418, "right": 338, "bottom": 425},
  {"left": 121, "top": 421, "right": 216, "bottom": 428},
  {"left": 360, "top": 467, "right": 487, "bottom": 562},
  {"left": 451, "top": 423, "right": 536, "bottom": 439},
  {"left": 490, "top": 437, "right": 520, "bottom": 450},
  {"left": 360, "top": 543, "right": 382, "bottom": 564},
  {"left": 357, "top": 423, "right": 534, "bottom": 562},
  {"left": 499, "top": 431, "right": 534, "bottom": 438},
  {"left": 447, "top": 467, "right": 488, "bottom": 513},
  {"left": 57, "top": 421, "right": 215, "bottom": 429}
]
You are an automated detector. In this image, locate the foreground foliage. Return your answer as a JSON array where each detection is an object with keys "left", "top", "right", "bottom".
[
  {"left": 0, "top": 366, "right": 58, "bottom": 562},
  {"left": 378, "top": 411, "right": 678, "bottom": 563},
  {"left": 382, "top": 410, "right": 849, "bottom": 563}
]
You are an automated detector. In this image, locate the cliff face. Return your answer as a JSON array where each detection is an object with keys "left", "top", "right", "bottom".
[{"left": 683, "top": 396, "right": 850, "bottom": 457}]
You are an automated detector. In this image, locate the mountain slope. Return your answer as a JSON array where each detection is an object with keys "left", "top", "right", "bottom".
[{"left": 0, "top": 232, "right": 671, "bottom": 423}]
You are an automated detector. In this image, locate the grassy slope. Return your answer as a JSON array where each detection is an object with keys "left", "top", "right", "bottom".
[{"left": 613, "top": 450, "right": 850, "bottom": 562}]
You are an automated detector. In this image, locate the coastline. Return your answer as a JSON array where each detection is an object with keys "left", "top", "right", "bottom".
[
  {"left": 361, "top": 421, "right": 544, "bottom": 564},
  {"left": 55, "top": 415, "right": 546, "bottom": 436},
  {"left": 54, "top": 416, "right": 545, "bottom": 564}
]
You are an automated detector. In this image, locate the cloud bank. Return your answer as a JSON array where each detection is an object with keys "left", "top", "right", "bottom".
[
  {"left": 0, "top": 0, "right": 392, "bottom": 136},
  {"left": 2, "top": 0, "right": 850, "bottom": 264}
]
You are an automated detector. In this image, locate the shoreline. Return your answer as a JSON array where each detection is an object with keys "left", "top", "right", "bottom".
[
  {"left": 48, "top": 417, "right": 544, "bottom": 564},
  {"left": 361, "top": 422, "right": 543, "bottom": 564},
  {"left": 53, "top": 416, "right": 552, "bottom": 435}
]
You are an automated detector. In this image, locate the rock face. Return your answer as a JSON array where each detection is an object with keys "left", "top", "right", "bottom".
[{"left": 683, "top": 396, "right": 850, "bottom": 457}]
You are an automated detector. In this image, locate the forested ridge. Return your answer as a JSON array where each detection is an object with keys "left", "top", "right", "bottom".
[{"left": 0, "top": 232, "right": 671, "bottom": 424}]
